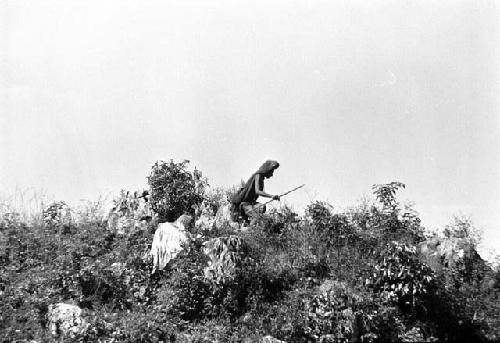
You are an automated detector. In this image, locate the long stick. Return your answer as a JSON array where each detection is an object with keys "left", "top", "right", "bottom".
[
  {"left": 261, "top": 183, "right": 306, "bottom": 207},
  {"left": 244, "top": 184, "right": 305, "bottom": 216}
]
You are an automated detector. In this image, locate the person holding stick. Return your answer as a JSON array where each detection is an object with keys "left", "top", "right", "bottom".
[{"left": 230, "top": 160, "right": 281, "bottom": 222}]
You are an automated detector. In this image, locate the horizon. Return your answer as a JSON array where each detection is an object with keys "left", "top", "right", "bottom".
[{"left": 1, "top": 1, "right": 498, "bottom": 260}]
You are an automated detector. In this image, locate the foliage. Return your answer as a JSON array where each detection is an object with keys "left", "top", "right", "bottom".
[
  {"left": 1, "top": 173, "right": 499, "bottom": 342},
  {"left": 156, "top": 241, "right": 212, "bottom": 322},
  {"left": 42, "top": 201, "right": 72, "bottom": 228},
  {"left": 107, "top": 189, "right": 155, "bottom": 235},
  {"left": 306, "top": 201, "right": 354, "bottom": 247},
  {"left": 200, "top": 186, "right": 230, "bottom": 217},
  {"left": 367, "top": 241, "right": 436, "bottom": 310},
  {"left": 75, "top": 195, "right": 109, "bottom": 227},
  {"left": 147, "top": 159, "right": 207, "bottom": 222},
  {"left": 372, "top": 182, "right": 405, "bottom": 211}
]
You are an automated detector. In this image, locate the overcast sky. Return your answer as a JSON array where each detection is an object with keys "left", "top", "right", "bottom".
[{"left": 1, "top": 0, "right": 499, "bottom": 256}]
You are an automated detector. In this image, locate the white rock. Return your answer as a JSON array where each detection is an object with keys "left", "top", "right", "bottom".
[
  {"left": 110, "top": 262, "right": 124, "bottom": 276},
  {"left": 261, "top": 335, "right": 287, "bottom": 343},
  {"left": 149, "top": 215, "right": 192, "bottom": 273},
  {"left": 195, "top": 214, "right": 215, "bottom": 231},
  {"left": 418, "top": 237, "right": 477, "bottom": 272},
  {"left": 214, "top": 204, "right": 240, "bottom": 230},
  {"left": 48, "top": 303, "right": 87, "bottom": 338}
]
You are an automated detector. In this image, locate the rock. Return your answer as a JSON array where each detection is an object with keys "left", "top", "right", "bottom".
[
  {"left": 202, "top": 235, "right": 246, "bottom": 284},
  {"left": 417, "top": 237, "right": 478, "bottom": 273},
  {"left": 149, "top": 215, "right": 192, "bottom": 273},
  {"left": 48, "top": 303, "right": 87, "bottom": 338},
  {"left": 399, "top": 326, "right": 425, "bottom": 342},
  {"left": 195, "top": 214, "right": 216, "bottom": 231},
  {"left": 319, "top": 279, "right": 363, "bottom": 303},
  {"left": 110, "top": 262, "right": 125, "bottom": 276},
  {"left": 214, "top": 204, "right": 240, "bottom": 230},
  {"left": 319, "top": 279, "right": 347, "bottom": 294},
  {"left": 261, "top": 335, "right": 287, "bottom": 343}
]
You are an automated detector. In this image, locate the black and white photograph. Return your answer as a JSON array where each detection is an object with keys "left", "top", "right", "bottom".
[{"left": 1, "top": 1, "right": 499, "bottom": 341}]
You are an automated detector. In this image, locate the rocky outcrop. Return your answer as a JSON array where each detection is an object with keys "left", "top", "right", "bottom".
[
  {"left": 150, "top": 215, "right": 193, "bottom": 273},
  {"left": 214, "top": 203, "right": 240, "bottom": 230},
  {"left": 261, "top": 335, "right": 287, "bottom": 343},
  {"left": 417, "top": 236, "right": 479, "bottom": 273},
  {"left": 48, "top": 303, "right": 87, "bottom": 338},
  {"left": 194, "top": 202, "right": 216, "bottom": 231},
  {"left": 202, "top": 235, "right": 246, "bottom": 284},
  {"left": 195, "top": 215, "right": 215, "bottom": 231}
]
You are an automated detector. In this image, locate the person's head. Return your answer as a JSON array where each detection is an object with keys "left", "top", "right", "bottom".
[{"left": 256, "top": 160, "right": 280, "bottom": 178}]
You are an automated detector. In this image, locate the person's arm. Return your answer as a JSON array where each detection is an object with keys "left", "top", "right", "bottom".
[{"left": 254, "top": 174, "right": 280, "bottom": 200}]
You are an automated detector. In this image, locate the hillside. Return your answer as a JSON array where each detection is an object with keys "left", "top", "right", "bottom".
[{"left": 1, "top": 160, "right": 499, "bottom": 342}]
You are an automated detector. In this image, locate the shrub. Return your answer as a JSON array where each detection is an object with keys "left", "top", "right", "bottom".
[
  {"left": 372, "top": 182, "right": 405, "bottom": 211},
  {"left": 147, "top": 160, "right": 207, "bottom": 222},
  {"left": 367, "top": 241, "right": 436, "bottom": 312},
  {"left": 76, "top": 306, "right": 179, "bottom": 343},
  {"left": 42, "top": 201, "right": 72, "bottom": 228},
  {"left": 154, "top": 239, "right": 212, "bottom": 321}
]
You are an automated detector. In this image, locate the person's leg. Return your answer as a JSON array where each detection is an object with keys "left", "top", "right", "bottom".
[
  {"left": 239, "top": 202, "right": 251, "bottom": 223},
  {"left": 241, "top": 202, "right": 266, "bottom": 220},
  {"left": 259, "top": 204, "right": 266, "bottom": 214},
  {"left": 228, "top": 203, "right": 240, "bottom": 222}
]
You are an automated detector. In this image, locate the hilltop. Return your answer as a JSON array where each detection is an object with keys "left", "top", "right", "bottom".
[{"left": 1, "top": 160, "right": 499, "bottom": 342}]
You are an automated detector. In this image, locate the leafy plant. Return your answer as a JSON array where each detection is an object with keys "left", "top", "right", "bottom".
[
  {"left": 372, "top": 182, "right": 405, "bottom": 211},
  {"left": 147, "top": 160, "right": 207, "bottom": 222},
  {"left": 367, "top": 241, "right": 436, "bottom": 310}
]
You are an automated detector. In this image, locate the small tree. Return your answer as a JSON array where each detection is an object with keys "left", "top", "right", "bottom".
[
  {"left": 372, "top": 182, "right": 405, "bottom": 212},
  {"left": 147, "top": 160, "right": 207, "bottom": 222}
]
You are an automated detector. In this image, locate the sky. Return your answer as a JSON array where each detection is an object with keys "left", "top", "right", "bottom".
[{"left": 1, "top": 1, "right": 499, "bottom": 257}]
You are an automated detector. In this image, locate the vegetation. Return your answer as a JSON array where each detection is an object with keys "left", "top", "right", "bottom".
[
  {"left": 0, "top": 160, "right": 499, "bottom": 342},
  {"left": 148, "top": 159, "right": 208, "bottom": 222}
]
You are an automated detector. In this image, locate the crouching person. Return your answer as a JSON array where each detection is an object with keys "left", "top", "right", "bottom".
[{"left": 230, "top": 160, "right": 281, "bottom": 223}]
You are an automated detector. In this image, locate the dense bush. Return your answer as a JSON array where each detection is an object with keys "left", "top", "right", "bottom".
[
  {"left": 367, "top": 241, "right": 436, "bottom": 311},
  {"left": 147, "top": 160, "right": 207, "bottom": 222}
]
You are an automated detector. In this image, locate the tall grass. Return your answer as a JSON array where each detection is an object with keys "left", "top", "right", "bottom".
[
  {"left": 0, "top": 187, "right": 113, "bottom": 228},
  {"left": 0, "top": 187, "right": 49, "bottom": 227}
]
